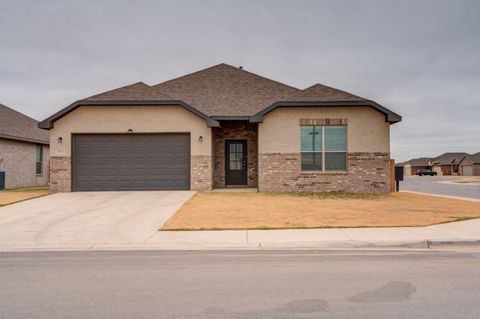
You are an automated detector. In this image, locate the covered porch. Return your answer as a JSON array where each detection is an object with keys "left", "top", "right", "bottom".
[{"left": 212, "top": 121, "right": 258, "bottom": 189}]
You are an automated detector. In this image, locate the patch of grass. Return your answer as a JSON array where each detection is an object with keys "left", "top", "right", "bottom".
[{"left": 162, "top": 191, "right": 480, "bottom": 231}]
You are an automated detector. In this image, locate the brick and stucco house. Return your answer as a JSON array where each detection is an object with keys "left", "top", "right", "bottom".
[
  {"left": 459, "top": 153, "right": 480, "bottom": 176},
  {"left": 0, "top": 104, "right": 50, "bottom": 189},
  {"left": 39, "top": 63, "right": 401, "bottom": 193}
]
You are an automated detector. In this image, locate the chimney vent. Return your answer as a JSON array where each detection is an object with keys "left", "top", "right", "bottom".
[{"left": 239, "top": 66, "right": 243, "bottom": 70}]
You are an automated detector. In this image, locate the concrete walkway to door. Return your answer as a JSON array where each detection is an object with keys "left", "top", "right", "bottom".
[{"left": 0, "top": 191, "right": 194, "bottom": 251}]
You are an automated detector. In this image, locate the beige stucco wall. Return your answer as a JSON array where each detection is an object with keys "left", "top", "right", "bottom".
[
  {"left": 258, "top": 106, "right": 390, "bottom": 154},
  {"left": 0, "top": 138, "right": 49, "bottom": 188},
  {"left": 50, "top": 105, "right": 212, "bottom": 157}
]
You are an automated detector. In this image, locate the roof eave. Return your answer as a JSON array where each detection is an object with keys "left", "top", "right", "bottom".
[
  {"left": 0, "top": 133, "right": 49, "bottom": 145},
  {"left": 249, "top": 100, "right": 402, "bottom": 124},
  {"left": 38, "top": 100, "right": 221, "bottom": 129}
]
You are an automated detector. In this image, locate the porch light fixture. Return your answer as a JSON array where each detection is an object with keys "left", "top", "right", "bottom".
[
  {"left": 198, "top": 136, "right": 203, "bottom": 142},
  {"left": 128, "top": 129, "right": 133, "bottom": 134},
  {"left": 57, "top": 137, "right": 63, "bottom": 143}
]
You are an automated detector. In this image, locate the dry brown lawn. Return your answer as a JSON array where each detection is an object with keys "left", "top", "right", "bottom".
[
  {"left": 162, "top": 192, "right": 480, "bottom": 230},
  {"left": 0, "top": 187, "right": 50, "bottom": 206}
]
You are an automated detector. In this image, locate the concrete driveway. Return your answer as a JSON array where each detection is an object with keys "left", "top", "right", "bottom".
[{"left": 0, "top": 191, "right": 194, "bottom": 251}]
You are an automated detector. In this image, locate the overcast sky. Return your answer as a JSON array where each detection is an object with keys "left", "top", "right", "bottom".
[{"left": 1, "top": 0, "right": 479, "bottom": 161}]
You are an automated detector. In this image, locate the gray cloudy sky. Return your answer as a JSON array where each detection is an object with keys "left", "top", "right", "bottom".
[{"left": 1, "top": 0, "right": 479, "bottom": 161}]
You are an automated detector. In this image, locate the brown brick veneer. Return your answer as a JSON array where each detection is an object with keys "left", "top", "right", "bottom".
[
  {"left": 258, "top": 152, "right": 390, "bottom": 193},
  {"left": 212, "top": 122, "right": 258, "bottom": 188},
  {"left": 50, "top": 156, "right": 71, "bottom": 192},
  {"left": 191, "top": 155, "right": 212, "bottom": 191}
]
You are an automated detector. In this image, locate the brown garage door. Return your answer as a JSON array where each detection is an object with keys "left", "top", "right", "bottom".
[{"left": 73, "top": 134, "right": 190, "bottom": 191}]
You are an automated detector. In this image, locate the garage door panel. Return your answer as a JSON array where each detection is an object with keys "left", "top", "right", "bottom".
[{"left": 73, "top": 134, "right": 190, "bottom": 191}]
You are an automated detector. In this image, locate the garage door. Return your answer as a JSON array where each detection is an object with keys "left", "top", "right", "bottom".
[
  {"left": 73, "top": 134, "right": 190, "bottom": 191},
  {"left": 462, "top": 165, "right": 473, "bottom": 176}
]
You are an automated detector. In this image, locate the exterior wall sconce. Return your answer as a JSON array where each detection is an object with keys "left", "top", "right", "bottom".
[
  {"left": 198, "top": 136, "right": 203, "bottom": 142},
  {"left": 128, "top": 129, "right": 133, "bottom": 134},
  {"left": 57, "top": 137, "right": 63, "bottom": 143}
]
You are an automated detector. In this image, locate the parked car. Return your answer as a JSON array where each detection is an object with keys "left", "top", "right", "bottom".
[{"left": 416, "top": 169, "right": 437, "bottom": 176}]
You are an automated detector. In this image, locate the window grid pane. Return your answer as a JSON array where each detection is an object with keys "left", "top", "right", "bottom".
[{"left": 300, "top": 125, "right": 347, "bottom": 172}]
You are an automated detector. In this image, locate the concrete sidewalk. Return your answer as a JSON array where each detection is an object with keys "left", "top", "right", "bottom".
[
  {"left": 143, "top": 218, "right": 480, "bottom": 250},
  {"left": 2, "top": 217, "right": 480, "bottom": 251}
]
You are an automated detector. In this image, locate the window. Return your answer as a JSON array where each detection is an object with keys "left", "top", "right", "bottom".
[
  {"left": 35, "top": 144, "right": 43, "bottom": 175},
  {"left": 301, "top": 126, "right": 347, "bottom": 171}
]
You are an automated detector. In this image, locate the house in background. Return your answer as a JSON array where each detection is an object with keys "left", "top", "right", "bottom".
[
  {"left": 0, "top": 104, "right": 50, "bottom": 189},
  {"left": 459, "top": 153, "right": 480, "bottom": 176},
  {"left": 404, "top": 152, "right": 477, "bottom": 176},
  {"left": 403, "top": 157, "right": 432, "bottom": 175},
  {"left": 430, "top": 153, "right": 468, "bottom": 176},
  {"left": 39, "top": 63, "right": 401, "bottom": 193}
]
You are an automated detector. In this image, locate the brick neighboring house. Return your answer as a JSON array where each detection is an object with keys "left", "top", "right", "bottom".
[
  {"left": 403, "top": 157, "right": 432, "bottom": 176},
  {"left": 0, "top": 104, "right": 50, "bottom": 189},
  {"left": 459, "top": 153, "right": 480, "bottom": 176},
  {"left": 430, "top": 153, "right": 468, "bottom": 176},
  {"left": 38, "top": 63, "right": 402, "bottom": 193}
]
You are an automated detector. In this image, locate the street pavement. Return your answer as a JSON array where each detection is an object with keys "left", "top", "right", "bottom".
[
  {"left": 400, "top": 176, "right": 480, "bottom": 200},
  {"left": 0, "top": 250, "right": 479, "bottom": 319}
]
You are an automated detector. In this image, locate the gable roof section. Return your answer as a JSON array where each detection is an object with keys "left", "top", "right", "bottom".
[
  {"left": 431, "top": 152, "right": 469, "bottom": 165},
  {"left": 0, "top": 104, "right": 49, "bottom": 144},
  {"left": 251, "top": 83, "right": 402, "bottom": 123},
  {"left": 153, "top": 63, "right": 301, "bottom": 117},
  {"left": 39, "top": 63, "right": 402, "bottom": 129},
  {"left": 288, "top": 83, "right": 367, "bottom": 102},
  {"left": 38, "top": 82, "right": 220, "bottom": 129},
  {"left": 405, "top": 157, "right": 432, "bottom": 166},
  {"left": 460, "top": 152, "right": 480, "bottom": 164}
]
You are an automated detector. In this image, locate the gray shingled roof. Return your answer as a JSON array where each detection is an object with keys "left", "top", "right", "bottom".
[
  {"left": 39, "top": 63, "right": 402, "bottom": 128},
  {"left": 0, "top": 104, "right": 49, "bottom": 144},
  {"left": 463, "top": 152, "right": 480, "bottom": 164},
  {"left": 288, "top": 83, "right": 367, "bottom": 102},
  {"left": 85, "top": 82, "right": 173, "bottom": 101},
  {"left": 405, "top": 157, "right": 432, "bottom": 166},
  {"left": 431, "top": 152, "right": 469, "bottom": 165},
  {"left": 153, "top": 63, "right": 301, "bottom": 116}
]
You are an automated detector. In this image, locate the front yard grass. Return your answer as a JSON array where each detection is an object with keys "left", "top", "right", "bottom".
[
  {"left": 162, "top": 192, "right": 480, "bottom": 230},
  {"left": 0, "top": 187, "right": 50, "bottom": 207}
]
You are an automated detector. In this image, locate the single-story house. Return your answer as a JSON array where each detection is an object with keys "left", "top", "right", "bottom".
[
  {"left": 430, "top": 153, "right": 467, "bottom": 176},
  {"left": 459, "top": 153, "right": 480, "bottom": 176},
  {"left": 403, "top": 157, "right": 432, "bottom": 176},
  {"left": 0, "top": 104, "right": 50, "bottom": 189},
  {"left": 38, "top": 63, "right": 401, "bottom": 193}
]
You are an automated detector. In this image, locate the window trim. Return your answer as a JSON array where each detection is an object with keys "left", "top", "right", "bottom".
[{"left": 300, "top": 125, "right": 347, "bottom": 172}]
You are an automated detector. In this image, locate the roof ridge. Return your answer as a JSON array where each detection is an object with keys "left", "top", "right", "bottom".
[
  {"left": 153, "top": 63, "right": 301, "bottom": 92},
  {"left": 153, "top": 63, "right": 228, "bottom": 87}
]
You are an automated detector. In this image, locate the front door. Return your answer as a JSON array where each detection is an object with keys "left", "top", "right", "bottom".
[{"left": 225, "top": 140, "right": 247, "bottom": 186}]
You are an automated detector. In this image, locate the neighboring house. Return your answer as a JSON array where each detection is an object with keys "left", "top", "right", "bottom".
[
  {"left": 403, "top": 157, "right": 432, "bottom": 176},
  {"left": 430, "top": 152, "right": 468, "bottom": 176},
  {"left": 38, "top": 63, "right": 401, "bottom": 193},
  {"left": 0, "top": 104, "right": 50, "bottom": 189},
  {"left": 404, "top": 153, "right": 471, "bottom": 176},
  {"left": 459, "top": 153, "right": 480, "bottom": 176}
]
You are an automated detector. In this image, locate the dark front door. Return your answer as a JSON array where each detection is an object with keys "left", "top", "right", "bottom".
[{"left": 225, "top": 140, "right": 247, "bottom": 186}]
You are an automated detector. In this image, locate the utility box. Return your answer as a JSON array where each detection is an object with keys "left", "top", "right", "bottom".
[
  {"left": 0, "top": 171, "right": 5, "bottom": 190},
  {"left": 394, "top": 166, "right": 404, "bottom": 191}
]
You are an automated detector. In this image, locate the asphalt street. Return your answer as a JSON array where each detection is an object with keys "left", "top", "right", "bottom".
[
  {"left": 1, "top": 250, "right": 479, "bottom": 319},
  {"left": 400, "top": 176, "right": 480, "bottom": 199}
]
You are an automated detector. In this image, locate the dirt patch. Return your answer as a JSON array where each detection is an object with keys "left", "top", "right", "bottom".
[
  {"left": 0, "top": 187, "right": 50, "bottom": 206},
  {"left": 162, "top": 192, "right": 480, "bottom": 230}
]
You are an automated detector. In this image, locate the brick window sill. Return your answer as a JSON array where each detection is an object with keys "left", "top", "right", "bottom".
[{"left": 300, "top": 171, "right": 349, "bottom": 175}]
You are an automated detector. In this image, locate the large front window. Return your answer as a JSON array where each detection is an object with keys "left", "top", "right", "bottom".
[{"left": 301, "top": 126, "right": 347, "bottom": 171}]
